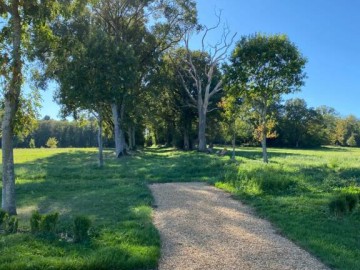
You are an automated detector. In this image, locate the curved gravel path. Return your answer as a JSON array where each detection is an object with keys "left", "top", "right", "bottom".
[{"left": 149, "top": 182, "right": 328, "bottom": 270}]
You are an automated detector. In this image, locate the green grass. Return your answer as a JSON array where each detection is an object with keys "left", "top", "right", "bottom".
[
  {"left": 216, "top": 146, "right": 360, "bottom": 270},
  {"left": 0, "top": 146, "right": 360, "bottom": 269},
  {"left": 0, "top": 148, "right": 226, "bottom": 270}
]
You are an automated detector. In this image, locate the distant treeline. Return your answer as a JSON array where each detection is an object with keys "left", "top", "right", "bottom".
[
  {"left": 5, "top": 100, "right": 360, "bottom": 149},
  {"left": 9, "top": 119, "right": 110, "bottom": 148}
]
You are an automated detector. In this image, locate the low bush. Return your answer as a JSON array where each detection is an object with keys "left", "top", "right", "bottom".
[
  {"left": 39, "top": 212, "right": 59, "bottom": 234},
  {"left": 5, "top": 216, "right": 18, "bottom": 234},
  {"left": 30, "top": 210, "right": 42, "bottom": 233},
  {"left": 344, "top": 193, "right": 358, "bottom": 213},
  {"left": 73, "top": 215, "right": 92, "bottom": 243},
  {"left": 329, "top": 193, "right": 359, "bottom": 217},
  {"left": 0, "top": 210, "right": 7, "bottom": 229}
]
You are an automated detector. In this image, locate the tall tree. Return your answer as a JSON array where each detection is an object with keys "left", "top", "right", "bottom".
[
  {"left": 225, "top": 34, "right": 307, "bottom": 162},
  {"left": 0, "top": 0, "right": 61, "bottom": 214},
  {"left": 179, "top": 15, "right": 236, "bottom": 151},
  {"left": 93, "top": 0, "right": 197, "bottom": 157}
]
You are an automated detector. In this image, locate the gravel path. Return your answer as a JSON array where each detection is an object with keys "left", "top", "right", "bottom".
[{"left": 149, "top": 182, "right": 328, "bottom": 270}]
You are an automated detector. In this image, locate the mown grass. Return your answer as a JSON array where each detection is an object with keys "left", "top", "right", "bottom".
[
  {"left": 1, "top": 147, "right": 360, "bottom": 269},
  {"left": 0, "top": 148, "right": 225, "bottom": 270},
  {"left": 216, "top": 146, "right": 360, "bottom": 270}
]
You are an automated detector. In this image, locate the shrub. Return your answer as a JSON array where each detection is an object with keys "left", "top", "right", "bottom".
[
  {"left": 329, "top": 193, "right": 359, "bottom": 217},
  {"left": 40, "top": 212, "right": 59, "bottom": 234},
  {"left": 346, "top": 134, "right": 357, "bottom": 147},
  {"left": 329, "top": 196, "right": 348, "bottom": 217},
  {"left": 46, "top": 137, "right": 58, "bottom": 148},
  {"left": 344, "top": 193, "right": 358, "bottom": 213},
  {"left": 73, "top": 215, "right": 91, "bottom": 243},
  {"left": 29, "top": 138, "right": 36, "bottom": 148},
  {"left": 30, "top": 210, "right": 41, "bottom": 233},
  {"left": 0, "top": 209, "right": 7, "bottom": 229},
  {"left": 5, "top": 216, "right": 18, "bottom": 234}
]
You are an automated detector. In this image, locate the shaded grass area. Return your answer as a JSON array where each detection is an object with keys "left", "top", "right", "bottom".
[
  {"left": 0, "top": 148, "right": 226, "bottom": 270},
  {"left": 216, "top": 146, "right": 360, "bottom": 270}
]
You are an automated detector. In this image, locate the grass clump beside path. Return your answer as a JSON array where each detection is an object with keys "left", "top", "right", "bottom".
[
  {"left": 1, "top": 147, "right": 360, "bottom": 269},
  {"left": 216, "top": 146, "right": 360, "bottom": 270}
]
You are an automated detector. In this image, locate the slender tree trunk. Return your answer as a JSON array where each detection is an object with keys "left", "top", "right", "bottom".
[
  {"left": 183, "top": 129, "right": 189, "bottom": 151},
  {"left": 2, "top": 2, "right": 22, "bottom": 215},
  {"left": 132, "top": 127, "right": 136, "bottom": 150},
  {"left": 97, "top": 115, "right": 104, "bottom": 167},
  {"left": 261, "top": 130, "right": 268, "bottom": 163},
  {"left": 128, "top": 127, "right": 133, "bottom": 150},
  {"left": 111, "top": 103, "right": 125, "bottom": 157},
  {"left": 2, "top": 100, "right": 17, "bottom": 215},
  {"left": 232, "top": 132, "right": 236, "bottom": 160},
  {"left": 198, "top": 106, "right": 207, "bottom": 152}
]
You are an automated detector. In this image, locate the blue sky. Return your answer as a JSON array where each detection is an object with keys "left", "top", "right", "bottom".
[
  {"left": 39, "top": 0, "right": 360, "bottom": 118},
  {"left": 195, "top": 0, "right": 360, "bottom": 117}
]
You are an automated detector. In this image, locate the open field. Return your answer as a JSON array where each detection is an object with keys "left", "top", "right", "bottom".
[{"left": 0, "top": 147, "right": 360, "bottom": 269}]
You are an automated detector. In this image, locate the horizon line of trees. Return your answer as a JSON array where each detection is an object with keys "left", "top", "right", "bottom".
[{"left": 8, "top": 106, "right": 360, "bottom": 150}]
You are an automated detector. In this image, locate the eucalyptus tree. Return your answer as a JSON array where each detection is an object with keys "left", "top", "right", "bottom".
[
  {"left": 92, "top": 0, "right": 197, "bottom": 157},
  {"left": 225, "top": 34, "right": 307, "bottom": 163},
  {"left": 0, "top": 1, "right": 62, "bottom": 214}
]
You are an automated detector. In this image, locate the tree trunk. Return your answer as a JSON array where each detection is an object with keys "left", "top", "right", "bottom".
[
  {"left": 183, "top": 129, "right": 189, "bottom": 151},
  {"left": 198, "top": 107, "right": 207, "bottom": 152},
  {"left": 132, "top": 127, "right": 136, "bottom": 150},
  {"left": 128, "top": 127, "right": 133, "bottom": 150},
  {"left": 261, "top": 131, "right": 268, "bottom": 163},
  {"left": 2, "top": 2, "right": 22, "bottom": 215},
  {"left": 111, "top": 103, "right": 125, "bottom": 157},
  {"left": 232, "top": 132, "right": 236, "bottom": 160},
  {"left": 97, "top": 115, "right": 104, "bottom": 167}
]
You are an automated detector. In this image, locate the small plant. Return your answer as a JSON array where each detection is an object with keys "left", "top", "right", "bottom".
[
  {"left": 30, "top": 210, "right": 42, "bottom": 233},
  {"left": 5, "top": 216, "right": 18, "bottom": 234},
  {"left": 46, "top": 137, "right": 58, "bottom": 148},
  {"left": 329, "top": 193, "right": 358, "bottom": 217},
  {"left": 0, "top": 209, "right": 7, "bottom": 229},
  {"left": 29, "top": 138, "right": 36, "bottom": 148},
  {"left": 344, "top": 193, "right": 358, "bottom": 213},
  {"left": 73, "top": 215, "right": 91, "bottom": 243},
  {"left": 329, "top": 196, "right": 348, "bottom": 217},
  {"left": 40, "top": 212, "right": 59, "bottom": 234}
]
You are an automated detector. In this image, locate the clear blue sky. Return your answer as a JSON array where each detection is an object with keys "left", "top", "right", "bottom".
[{"left": 39, "top": 0, "right": 360, "bottom": 119}]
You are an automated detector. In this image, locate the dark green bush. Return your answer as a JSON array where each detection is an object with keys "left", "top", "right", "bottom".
[
  {"left": 0, "top": 209, "right": 7, "bottom": 229},
  {"left": 329, "top": 196, "right": 348, "bottom": 217},
  {"left": 329, "top": 193, "right": 358, "bottom": 217},
  {"left": 5, "top": 216, "right": 18, "bottom": 234},
  {"left": 344, "top": 194, "right": 358, "bottom": 213},
  {"left": 73, "top": 215, "right": 91, "bottom": 243},
  {"left": 30, "top": 210, "right": 42, "bottom": 233},
  {"left": 40, "top": 212, "right": 59, "bottom": 234}
]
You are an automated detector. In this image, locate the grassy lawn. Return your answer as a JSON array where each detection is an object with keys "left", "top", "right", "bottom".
[
  {"left": 0, "top": 148, "right": 225, "bottom": 270},
  {"left": 0, "top": 147, "right": 359, "bottom": 269}
]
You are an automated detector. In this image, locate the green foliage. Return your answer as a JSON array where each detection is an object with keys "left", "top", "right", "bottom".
[
  {"left": 346, "top": 133, "right": 357, "bottom": 147},
  {"left": 39, "top": 212, "right": 59, "bottom": 234},
  {"left": 344, "top": 193, "right": 359, "bottom": 212},
  {"left": 329, "top": 196, "right": 348, "bottom": 217},
  {"left": 73, "top": 215, "right": 91, "bottom": 243},
  {"left": 29, "top": 138, "right": 36, "bottom": 148},
  {"left": 225, "top": 33, "right": 307, "bottom": 162},
  {"left": 46, "top": 137, "right": 58, "bottom": 148},
  {"left": 5, "top": 216, "right": 18, "bottom": 234},
  {"left": 0, "top": 209, "right": 7, "bottom": 229},
  {"left": 0, "top": 211, "right": 19, "bottom": 234},
  {"left": 30, "top": 210, "right": 41, "bottom": 233}
]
